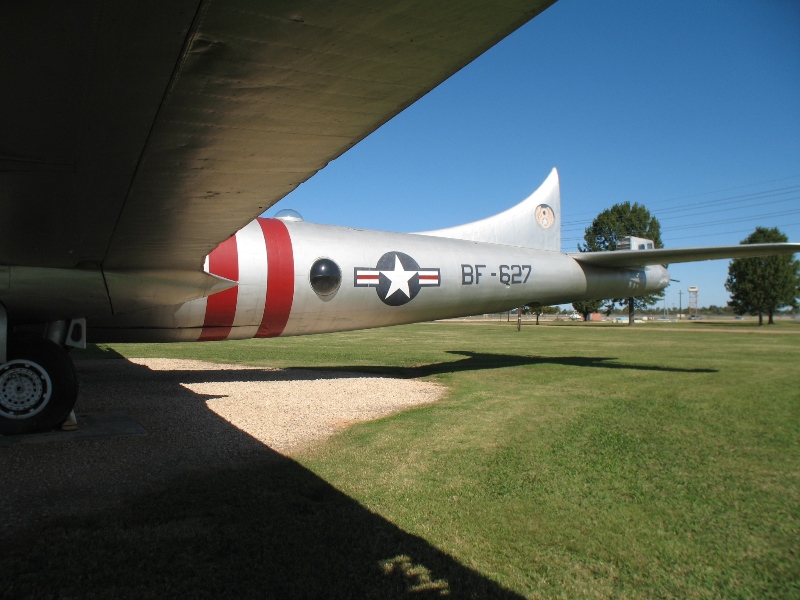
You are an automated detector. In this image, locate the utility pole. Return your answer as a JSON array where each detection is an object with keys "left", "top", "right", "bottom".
[{"left": 678, "top": 290, "right": 682, "bottom": 321}]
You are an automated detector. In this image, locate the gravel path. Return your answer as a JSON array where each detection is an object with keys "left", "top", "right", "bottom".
[
  {"left": 131, "top": 358, "right": 443, "bottom": 453},
  {"left": 1, "top": 358, "right": 443, "bottom": 540}
]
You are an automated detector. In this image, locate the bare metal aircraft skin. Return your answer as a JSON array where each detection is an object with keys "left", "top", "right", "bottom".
[
  {"left": 90, "top": 170, "right": 666, "bottom": 343},
  {"left": 92, "top": 221, "right": 671, "bottom": 343},
  {"left": 1, "top": 1, "right": 798, "bottom": 435},
  {"left": 88, "top": 168, "right": 796, "bottom": 345},
  {"left": 1, "top": 167, "right": 798, "bottom": 435}
]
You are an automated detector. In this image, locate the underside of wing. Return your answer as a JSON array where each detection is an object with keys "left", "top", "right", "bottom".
[
  {"left": 0, "top": 0, "right": 555, "bottom": 274},
  {"left": 569, "top": 243, "right": 800, "bottom": 269}
]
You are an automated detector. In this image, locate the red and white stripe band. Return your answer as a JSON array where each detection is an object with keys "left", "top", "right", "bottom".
[{"left": 199, "top": 218, "right": 295, "bottom": 341}]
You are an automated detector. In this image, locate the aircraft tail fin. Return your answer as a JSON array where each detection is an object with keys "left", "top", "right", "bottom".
[{"left": 415, "top": 168, "right": 561, "bottom": 251}]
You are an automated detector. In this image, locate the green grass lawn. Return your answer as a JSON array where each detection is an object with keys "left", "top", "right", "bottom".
[{"left": 5, "top": 322, "right": 799, "bottom": 598}]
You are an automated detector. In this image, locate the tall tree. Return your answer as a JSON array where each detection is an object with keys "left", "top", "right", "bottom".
[
  {"left": 580, "top": 202, "right": 664, "bottom": 325},
  {"left": 725, "top": 227, "right": 799, "bottom": 325},
  {"left": 572, "top": 299, "right": 604, "bottom": 321}
]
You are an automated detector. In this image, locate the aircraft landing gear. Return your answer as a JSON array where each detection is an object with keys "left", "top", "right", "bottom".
[{"left": 0, "top": 334, "right": 78, "bottom": 435}]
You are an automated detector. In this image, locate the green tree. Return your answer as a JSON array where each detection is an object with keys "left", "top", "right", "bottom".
[
  {"left": 580, "top": 201, "right": 664, "bottom": 325},
  {"left": 572, "top": 299, "right": 604, "bottom": 321},
  {"left": 523, "top": 304, "right": 558, "bottom": 325},
  {"left": 725, "top": 227, "right": 799, "bottom": 325}
]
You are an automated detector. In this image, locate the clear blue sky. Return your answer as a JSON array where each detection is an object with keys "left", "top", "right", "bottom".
[{"left": 271, "top": 0, "right": 800, "bottom": 309}]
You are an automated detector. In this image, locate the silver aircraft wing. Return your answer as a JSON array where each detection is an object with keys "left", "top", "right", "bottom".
[
  {"left": 569, "top": 243, "right": 800, "bottom": 269},
  {"left": 0, "top": 0, "right": 555, "bottom": 276}
]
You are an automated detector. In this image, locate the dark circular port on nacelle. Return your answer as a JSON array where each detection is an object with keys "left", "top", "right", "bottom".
[{"left": 309, "top": 258, "right": 342, "bottom": 298}]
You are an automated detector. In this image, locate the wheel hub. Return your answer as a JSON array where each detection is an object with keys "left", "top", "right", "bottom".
[{"left": 0, "top": 360, "right": 52, "bottom": 418}]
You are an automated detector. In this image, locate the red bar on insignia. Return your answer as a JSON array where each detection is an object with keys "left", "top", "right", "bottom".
[
  {"left": 256, "top": 218, "right": 294, "bottom": 338},
  {"left": 356, "top": 270, "right": 380, "bottom": 285},
  {"left": 418, "top": 270, "right": 440, "bottom": 285},
  {"left": 199, "top": 234, "right": 239, "bottom": 341}
]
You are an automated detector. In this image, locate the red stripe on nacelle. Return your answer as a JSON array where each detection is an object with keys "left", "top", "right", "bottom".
[
  {"left": 256, "top": 218, "right": 294, "bottom": 338},
  {"left": 199, "top": 234, "right": 239, "bottom": 341}
]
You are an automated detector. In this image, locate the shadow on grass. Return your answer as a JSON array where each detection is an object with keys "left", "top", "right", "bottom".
[
  {"left": 2, "top": 359, "right": 524, "bottom": 599},
  {"left": 71, "top": 343, "right": 128, "bottom": 359},
  {"left": 5, "top": 461, "right": 524, "bottom": 599},
  {"left": 304, "top": 351, "right": 718, "bottom": 378}
]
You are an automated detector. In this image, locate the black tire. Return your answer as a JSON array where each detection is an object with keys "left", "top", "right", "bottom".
[{"left": 0, "top": 334, "right": 78, "bottom": 435}]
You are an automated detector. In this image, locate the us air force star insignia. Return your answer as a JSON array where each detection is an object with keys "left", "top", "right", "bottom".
[
  {"left": 535, "top": 204, "right": 555, "bottom": 229},
  {"left": 354, "top": 251, "right": 440, "bottom": 306},
  {"left": 383, "top": 255, "right": 415, "bottom": 299}
]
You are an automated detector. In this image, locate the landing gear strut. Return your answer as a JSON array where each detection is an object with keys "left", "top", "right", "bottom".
[{"left": 0, "top": 334, "right": 78, "bottom": 435}]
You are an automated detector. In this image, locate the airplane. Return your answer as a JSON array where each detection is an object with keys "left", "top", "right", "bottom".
[{"left": 1, "top": 1, "right": 798, "bottom": 436}]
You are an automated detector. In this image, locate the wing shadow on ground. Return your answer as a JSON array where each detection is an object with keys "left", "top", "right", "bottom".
[
  {"left": 305, "top": 350, "right": 718, "bottom": 378},
  {"left": 2, "top": 358, "right": 523, "bottom": 599}
]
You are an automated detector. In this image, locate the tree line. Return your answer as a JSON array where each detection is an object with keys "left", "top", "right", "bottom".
[{"left": 569, "top": 203, "right": 798, "bottom": 325}]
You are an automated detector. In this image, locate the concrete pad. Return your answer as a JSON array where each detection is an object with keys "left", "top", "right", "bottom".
[{"left": 0, "top": 412, "right": 147, "bottom": 447}]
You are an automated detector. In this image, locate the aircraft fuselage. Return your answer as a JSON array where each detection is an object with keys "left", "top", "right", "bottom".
[{"left": 90, "top": 218, "right": 669, "bottom": 343}]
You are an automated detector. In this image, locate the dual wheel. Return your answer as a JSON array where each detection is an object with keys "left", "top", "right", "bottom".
[{"left": 0, "top": 334, "right": 78, "bottom": 435}]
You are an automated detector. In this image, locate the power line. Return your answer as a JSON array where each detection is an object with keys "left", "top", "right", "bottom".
[
  {"left": 561, "top": 209, "right": 800, "bottom": 243},
  {"left": 664, "top": 222, "right": 800, "bottom": 242},
  {"left": 561, "top": 220, "right": 800, "bottom": 249},
  {"left": 561, "top": 194, "right": 800, "bottom": 234},
  {"left": 642, "top": 174, "right": 800, "bottom": 204},
  {"left": 563, "top": 207, "right": 800, "bottom": 238},
  {"left": 560, "top": 184, "right": 800, "bottom": 227},
  {"left": 649, "top": 186, "right": 800, "bottom": 216},
  {"left": 559, "top": 175, "right": 800, "bottom": 249},
  {"left": 560, "top": 174, "right": 800, "bottom": 221}
]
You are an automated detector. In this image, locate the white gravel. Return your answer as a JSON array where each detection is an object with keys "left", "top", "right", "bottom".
[
  {"left": 0, "top": 358, "right": 444, "bottom": 539},
  {"left": 129, "top": 358, "right": 444, "bottom": 453}
]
